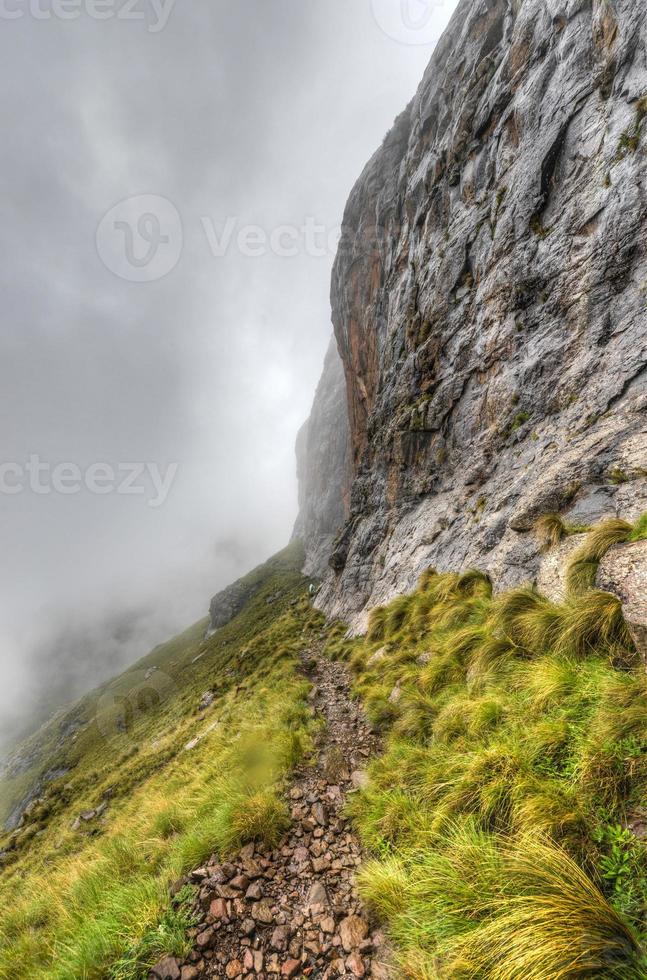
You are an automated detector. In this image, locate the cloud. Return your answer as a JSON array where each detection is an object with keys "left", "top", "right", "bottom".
[{"left": 0, "top": 0, "right": 458, "bottom": 750}]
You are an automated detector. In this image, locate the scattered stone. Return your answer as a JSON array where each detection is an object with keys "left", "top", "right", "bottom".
[
  {"left": 281, "top": 958, "right": 301, "bottom": 977},
  {"left": 351, "top": 770, "right": 369, "bottom": 790},
  {"left": 196, "top": 927, "right": 214, "bottom": 948},
  {"left": 271, "top": 924, "right": 291, "bottom": 951},
  {"left": 245, "top": 880, "right": 264, "bottom": 900},
  {"left": 366, "top": 647, "right": 387, "bottom": 667},
  {"left": 311, "top": 801, "right": 328, "bottom": 826},
  {"left": 150, "top": 956, "right": 180, "bottom": 980},
  {"left": 180, "top": 967, "right": 199, "bottom": 980},
  {"left": 173, "top": 649, "right": 384, "bottom": 976},
  {"left": 346, "top": 951, "right": 366, "bottom": 976},
  {"left": 307, "top": 881, "right": 328, "bottom": 907},
  {"left": 387, "top": 683, "right": 402, "bottom": 705},
  {"left": 209, "top": 898, "right": 229, "bottom": 920},
  {"left": 252, "top": 900, "right": 274, "bottom": 924},
  {"left": 198, "top": 691, "right": 215, "bottom": 711},
  {"left": 339, "top": 916, "right": 369, "bottom": 952}
]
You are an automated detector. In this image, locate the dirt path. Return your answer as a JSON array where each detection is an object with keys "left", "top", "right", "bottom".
[{"left": 151, "top": 648, "right": 389, "bottom": 980}]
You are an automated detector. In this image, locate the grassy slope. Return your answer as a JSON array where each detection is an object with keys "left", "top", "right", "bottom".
[
  {"left": 324, "top": 516, "right": 647, "bottom": 979},
  {"left": 0, "top": 542, "right": 325, "bottom": 980},
  {"left": 3, "top": 515, "right": 646, "bottom": 979}
]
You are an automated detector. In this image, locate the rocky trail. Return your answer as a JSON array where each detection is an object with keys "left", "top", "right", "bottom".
[{"left": 152, "top": 648, "right": 389, "bottom": 980}]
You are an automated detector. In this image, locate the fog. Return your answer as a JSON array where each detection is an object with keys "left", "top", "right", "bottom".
[{"left": 0, "top": 0, "right": 459, "bottom": 750}]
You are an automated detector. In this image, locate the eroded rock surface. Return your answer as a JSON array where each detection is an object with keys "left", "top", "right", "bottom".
[
  {"left": 297, "top": 0, "right": 647, "bottom": 629},
  {"left": 598, "top": 539, "right": 647, "bottom": 659}
]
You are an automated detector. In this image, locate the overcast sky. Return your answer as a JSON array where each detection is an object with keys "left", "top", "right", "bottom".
[{"left": 0, "top": 0, "right": 459, "bottom": 747}]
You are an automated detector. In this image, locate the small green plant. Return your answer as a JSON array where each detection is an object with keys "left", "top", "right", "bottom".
[
  {"left": 501, "top": 411, "right": 531, "bottom": 440},
  {"left": 617, "top": 131, "right": 640, "bottom": 157},
  {"left": 608, "top": 466, "right": 630, "bottom": 485},
  {"left": 594, "top": 823, "right": 647, "bottom": 923},
  {"left": 530, "top": 214, "right": 551, "bottom": 237}
]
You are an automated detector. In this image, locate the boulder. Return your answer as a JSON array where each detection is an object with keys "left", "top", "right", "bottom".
[
  {"left": 536, "top": 534, "right": 587, "bottom": 602},
  {"left": 597, "top": 540, "right": 647, "bottom": 661},
  {"left": 150, "top": 956, "right": 180, "bottom": 980},
  {"left": 339, "top": 915, "right": 369, "bottom": 952}
]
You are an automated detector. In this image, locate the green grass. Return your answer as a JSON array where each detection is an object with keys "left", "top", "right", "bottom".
[
  {"left": 4, "top": 512, "right": 647, "bottom": 979},
  {"left": 629, "top": 513, "right": 647, "bottom": 542},
  {"left": 565, "top": 518, "right": 634, "bottom": 595},
  {"left": 0, "top": 542, "right": 322, "bottom": 979},
  {"left": 325, "top": 519, "right": 647, "bottom": 977}
]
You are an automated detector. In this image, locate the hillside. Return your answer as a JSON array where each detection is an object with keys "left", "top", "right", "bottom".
[
  {"left": 0, "top": 544, "right": 322, "bottom": 977},
  {"left": 2, "top": 0, "right": 647, "bottom": 977},
  {"left": 2, "top": 517, "right": 647, "bottom": 977}
]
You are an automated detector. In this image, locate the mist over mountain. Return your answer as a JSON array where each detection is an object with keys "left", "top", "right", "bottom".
[{"left": 0, "top": 0, "right": 456, "bottom": 745}]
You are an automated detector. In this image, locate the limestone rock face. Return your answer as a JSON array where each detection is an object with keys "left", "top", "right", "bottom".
[
  {"left": 598, "top": 540, "right": 647, "bottom": 660},
  {"left": 298, "top": 0, "right": 647, "bottom": 628},
  {"left": 293, "top": 337, "right": 351, "bottom": 578},
  {"left": 536, "top": 534, "right": 587, "bottom": 603}
]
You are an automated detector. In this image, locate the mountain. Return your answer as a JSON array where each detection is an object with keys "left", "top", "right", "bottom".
[
  {"left": 2, "top": 2, "right": 647, "bottom": 977},
  {"left": 297, "top": 0, "right": 647, "bottom": 630}
]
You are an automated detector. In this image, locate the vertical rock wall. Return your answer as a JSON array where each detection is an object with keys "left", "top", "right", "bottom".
[{"left": 298, "top": 0, "right": 647, "bottom": 629}]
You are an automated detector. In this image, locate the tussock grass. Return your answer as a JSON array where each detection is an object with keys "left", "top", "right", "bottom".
[
  {"left": 565, "top": 519, "right": 633, "bottom": 595},
  {"left": 456, "top": 569, "right": 493, "bottom": 599},
  {"left": 367, "top": 605, "right": 388, "bottom": 642},
  {"left": 535, "top": 512, "right": 567, "bottom": 551},
  {"left": 449, "top": 834, "right": 646, "bottom": 979},
  {"left": 331, "top": 516, "right": 647, "bottom": 976},
  {"left": 557, "top": 591, "right": 633, "bottom": 659}
]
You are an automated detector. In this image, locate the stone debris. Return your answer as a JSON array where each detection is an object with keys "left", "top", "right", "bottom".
[
  {"left": 154, "top": 650, "right": 389, "bottom": 979},
  {"left": 198, "top": 691, "right": 216, "bottom": 711}
]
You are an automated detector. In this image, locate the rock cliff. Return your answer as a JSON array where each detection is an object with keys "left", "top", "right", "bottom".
[
  {"left": 293, "top": 338, "right": 350, "bottom": 578},
  {"left": 298, "top": 0, "right": 647, "bottom": 629}
]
